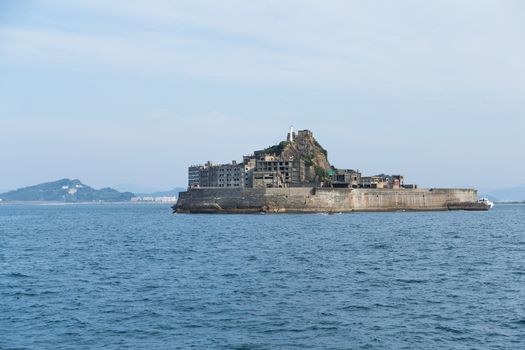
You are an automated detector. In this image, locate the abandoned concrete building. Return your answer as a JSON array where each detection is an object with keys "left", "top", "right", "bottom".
[
  {"left": 189, "top": 156, "right": 305, "bottom": 189},
  {"left": 187, "top": 129, "right": 413, "bottom": 190},
  {"left": 251, "top": 155, "right": 306, "bottom": 188},
  {"left": 188, "top": 161, "right": 246, "bottom": 188},
  {"left": 358, "top": 175, "right": 411, "bottom": 189},
  {"left": 330, "top": 168, "right": 361, "bottom": 188}
]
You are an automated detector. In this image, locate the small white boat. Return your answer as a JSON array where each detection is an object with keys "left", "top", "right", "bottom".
[{"left": 478, "top": 197, "right": 494, "bottom": 209}]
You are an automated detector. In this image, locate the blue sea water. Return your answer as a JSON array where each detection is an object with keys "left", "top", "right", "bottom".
[{"left": 0, "top": 204, "right": 524, "bottom": 349}]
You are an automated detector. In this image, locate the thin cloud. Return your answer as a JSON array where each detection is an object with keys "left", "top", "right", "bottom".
[
  {"left": 1, "top": 1, "right": 525, "bottom": 190},
  {"left": 3, "top": 1, "right": 525, "bottom": 95}
]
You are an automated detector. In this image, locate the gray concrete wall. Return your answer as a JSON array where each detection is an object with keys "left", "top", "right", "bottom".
[
  {"left": 175, "top": 187, "right": 478, "bottom": 213},
  {"left": 348, "top": 188, "right": 477, "bottom": 211}
]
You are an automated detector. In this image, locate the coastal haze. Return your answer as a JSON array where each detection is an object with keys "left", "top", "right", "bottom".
[{"left": 1, "top": 1, "right": 525, "bottom": 194}]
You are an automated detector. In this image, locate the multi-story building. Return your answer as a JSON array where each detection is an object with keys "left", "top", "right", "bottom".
[
  {"left": 188, "top": 165, "right": 203, "bottom": 187},
  {"left": 330, "top": 169, "right": 361, "bottom": 188},
  {"left": 359, "top": 175, "right": 389, "bottom": 188},
  {"left": 189, "top": 160, "right": 407, "bottom": 190},
  {"left": 188, "top": 156, "right": 305, "bottom": 189},
  {"left": 185, "top": 128, "right": 411, "bottom": 190},
  {"left": 391, "top": 175, "right": 404, "bottom": 189},
  {"left": 188, "top": 161, "right": 247, "bottom": 188},
  {"left": 198, "top": 161, "right": 218, "bottom": 188},
  {"left": 217, "top": 161, "right": 245, "bottom": 188},
  {"left": 359, "top": 175, "right": 404, "bottom": 189},
  {"left": 243, "top": 157, "right": 256, "bottom": 188},
  {"left": 252, "top": 157, "right": 305, "bottom": 188}
]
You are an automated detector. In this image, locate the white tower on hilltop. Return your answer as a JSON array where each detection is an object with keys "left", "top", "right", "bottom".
[{"left": 289, "top": 125, "right": 294, "bottom": 142}]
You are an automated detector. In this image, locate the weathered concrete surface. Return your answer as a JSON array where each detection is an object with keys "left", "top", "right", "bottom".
[{"left": 173, "top": 187, "right": 483, "bottom": 213}]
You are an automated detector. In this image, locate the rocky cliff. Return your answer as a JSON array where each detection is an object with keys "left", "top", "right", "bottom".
[{"left": 258, "top": 130, "right": 331, "bottom": 181}]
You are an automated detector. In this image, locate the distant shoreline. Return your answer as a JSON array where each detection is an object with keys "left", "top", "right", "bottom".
[{"left": 0, "top": 201, "right": 175, "bottom": 205}]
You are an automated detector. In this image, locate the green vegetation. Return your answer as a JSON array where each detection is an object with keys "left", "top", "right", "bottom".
[
  {"left": 304, "top": 155, "right": 314, "bottom": 167},
  {"left": 262, "top": 141, "right": 289, "bottom": 155},
  {"left": 257, "top": 132, "right": 332, "bottom": 184},
  {"left": 314, "top": 165, "right": 329, "bottom": 181},
  {"left": 0, "top": 179, "right": 135, "bottom": 202}
]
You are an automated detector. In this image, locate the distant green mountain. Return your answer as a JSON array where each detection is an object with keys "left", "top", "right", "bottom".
[{"left": 0, "top": 179, "right": 134, "bottom": 202}]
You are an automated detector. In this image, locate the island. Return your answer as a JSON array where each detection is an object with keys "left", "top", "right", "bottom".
[
  {"left": 0, "top": 179, "right": 134, "bottom": 203},
  {"left": 174, "top": 129, "right": 492, "bottom": 213}
]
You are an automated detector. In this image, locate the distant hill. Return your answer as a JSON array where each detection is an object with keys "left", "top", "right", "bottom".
[
  {"left": 112, "top": 183, "right": 186, "bottom": 197},
  {"left": 136, "top": 187, "right": 186, "bottom": 197},
  {"left": 112, "top": 183, "right": 159, "bottom": 194},
  {"left": 484, "top": 185, "right": 525, "bottom": 202},
  {"left": 0, "top": 179, "right": 134, "bottom": 202}
]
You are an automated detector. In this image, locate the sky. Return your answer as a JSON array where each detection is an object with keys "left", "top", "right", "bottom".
[{"left": 1, "top": 0, "right": 524, "bottom": 192}]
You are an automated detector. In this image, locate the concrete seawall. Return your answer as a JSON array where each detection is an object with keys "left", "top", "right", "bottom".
[{"left": 174, "top": 187, "right": 480, "bottom": 213}]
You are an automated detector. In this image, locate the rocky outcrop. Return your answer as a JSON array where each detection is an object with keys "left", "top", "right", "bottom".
[{"left": 258, "top": 130, "right": 331, "bottom": 182}]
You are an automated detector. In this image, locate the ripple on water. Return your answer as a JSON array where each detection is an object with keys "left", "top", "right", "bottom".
[{"left": 0, "top": 203, "right": 524, "bottom": 349}]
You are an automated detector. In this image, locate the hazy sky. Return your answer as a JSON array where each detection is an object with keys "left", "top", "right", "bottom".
[{"left": 1, "top": 0, "right": 524, "bottom": 191}]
